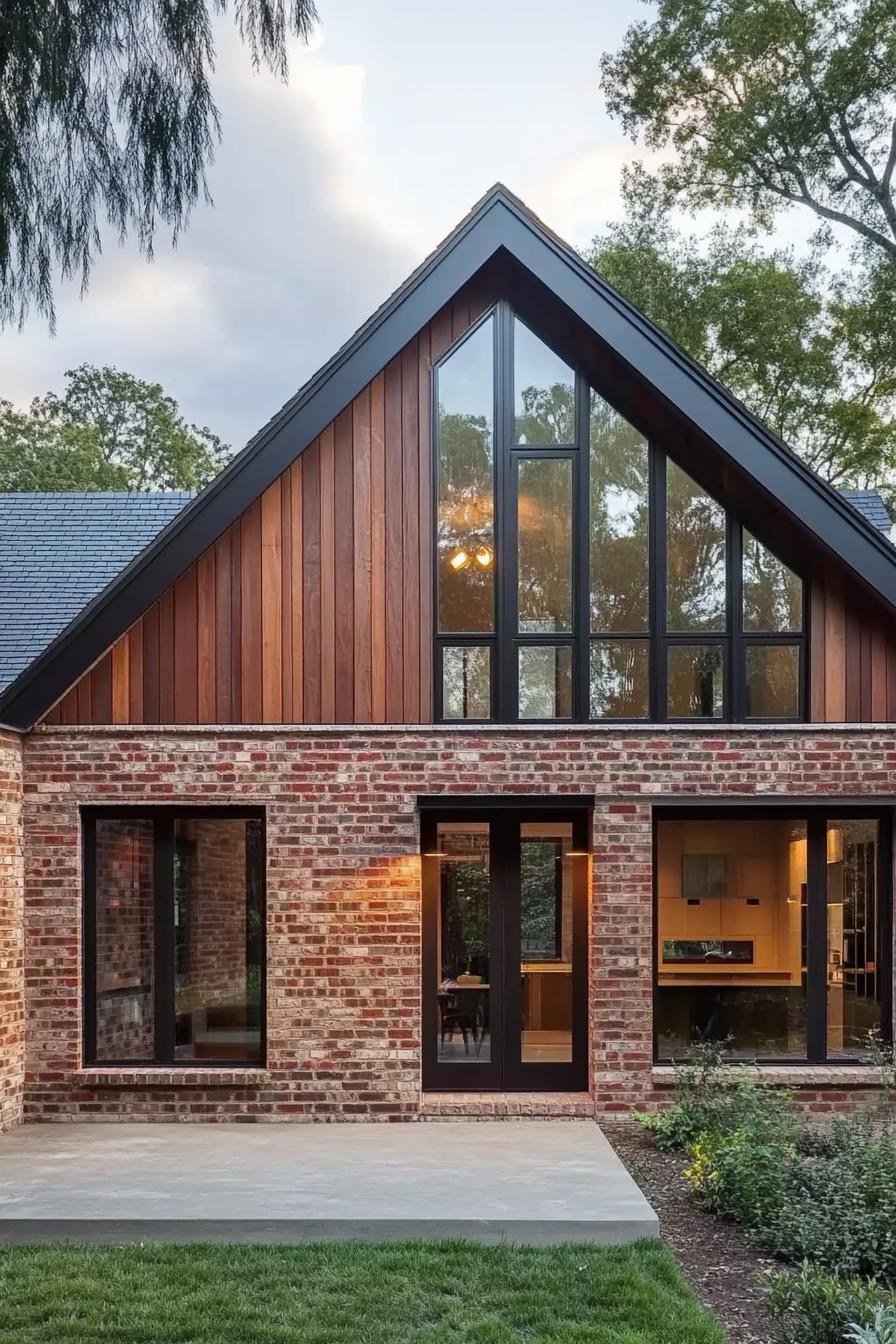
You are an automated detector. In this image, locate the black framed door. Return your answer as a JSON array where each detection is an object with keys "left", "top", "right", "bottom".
[{"left": 421, "top": 808, "right": 589, "bottom": 1091}]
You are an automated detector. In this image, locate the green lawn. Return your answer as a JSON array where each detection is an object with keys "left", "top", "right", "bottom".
[{"left": 0, "top": 1239, "right": 722, "bottom": 1344}]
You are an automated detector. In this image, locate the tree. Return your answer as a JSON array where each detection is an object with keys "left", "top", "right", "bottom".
[
  {"left": 600, "top": 0, "right": 896, "bottom": 257},
  {"left": 1, "top": 0, "right": 318, "bottom": 328},
  {"left": 0, "top": 365, "right": 229, "bottom": 491},
  {"left": 586, "top": 188, "right": 896, "bottom": 493}
]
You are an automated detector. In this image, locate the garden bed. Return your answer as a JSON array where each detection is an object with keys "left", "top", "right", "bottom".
[{"left": 611, "top": 1128, "right": 776, "bottom": 1344}]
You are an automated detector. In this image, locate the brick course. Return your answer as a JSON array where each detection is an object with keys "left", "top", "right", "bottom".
[
  {"left": 0, "top": 730, "right": 24, "bottom": 1132},
  {"left": 19, "top": 724, "right": 896, "bottom": 1122}
]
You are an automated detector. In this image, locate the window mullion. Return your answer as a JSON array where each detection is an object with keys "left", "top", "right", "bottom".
[
  {"left": 497, "top": 302, "right": 514, "bottom": 722},
  {"left": 82, "top": 816, "right": 98, "bottom": 1067},
  {"left": 575, "top": 374, "right": 590, "bottom": 721},
  {"left": 153, "top": 817, "right": 176, "bottom": 1065}
]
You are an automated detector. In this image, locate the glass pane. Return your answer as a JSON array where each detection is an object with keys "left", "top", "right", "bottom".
[
  {"left": 520, "top": 823, "right": 573, "bottom": 1064},
  {"left": 442, "top": 645, "right": 491, "bottom": 720},
  {"left": 94, "top": 820, "right": 155, "bottom": 1061},
  {"left": 743, "top": 532, "right": 802, "bottom": 632},
  {"left": 666, "top": 460, "right": 727, "bottom": 631},
  {"left": 517, "top": 457, "right": 573, "bottom": 633},
  {"left": 173, "top": 818, "right": 263, "bottom": 1062},
  {"left": 436, "top": 318, "right": 495, "bottom": 633},
  {"left": 519, "top": 645, "right": 573, "bottom": 719},
  {"left": 590, "top": 392, "right": 649, "bottom": 631},
  {"left": 590, "top": 640, "right": 649, "bottom": 718},
  {"left": 826, "top": 820, "right": 881, "bottom": 1059},
  {"left": 667, "top": 645, "right": 724, "bottom": 718},
  {"left": 656, "top": 818, "right": 808, "bottom": 1059},
  {"left": 434, "top": 823, "right": 491, "bottom": 1063},
  {"left": 514, "top": 319, "right": 575, "bottom": 444},
  {"left": 745, "top": 644, "right": 800, "bottom": 718}
]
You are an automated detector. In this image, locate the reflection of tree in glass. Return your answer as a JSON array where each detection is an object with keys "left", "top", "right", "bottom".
[
  {"left": 666, "top": 464, "right": 727, "bottom": 631},
  {"left": 516, "top": 383, "right": 575, "bottom": 445},
  {"left": 520, "top": 841, "right": 561, "bottom": 959},
  {"left": 743, "top": 534, "right": 801, "bottom": 632},
  {"left": 590, "top": 392, "right": 649, "bottom": 632},
  {"left": 441, "top": 860, "right": 489, "bottom": 977},
  {"left": 518, "top": 457, "right": 572, "bottom": 632},
  {"left": 441, "top": 646, "right": 490, "bottom": 720},
  {"left": 437, "top": 408, "right": 494, "bottom": 632},
  {"left": 591, "top": 641, "right": 649, "bottom": 717}
]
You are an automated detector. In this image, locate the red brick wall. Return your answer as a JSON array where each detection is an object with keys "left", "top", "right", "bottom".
[
  {"left": 20, "top": 725, "right": 896, "bottom": 1122},
  {"left": 0, "top": 730, "right": 24, "bottom": 1132},
  {"left": 94, "top": 819, "right": 155, "bottom": 1060}
]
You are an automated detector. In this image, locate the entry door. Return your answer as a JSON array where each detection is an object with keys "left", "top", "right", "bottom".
[{"left": 421, "top": 810, "right": 589, "bottom": 1091}]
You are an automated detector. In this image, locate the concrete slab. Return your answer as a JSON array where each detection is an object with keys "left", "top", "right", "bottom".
[{"left": 0, "top": 1121, "right": 658, "bottom": 1245}]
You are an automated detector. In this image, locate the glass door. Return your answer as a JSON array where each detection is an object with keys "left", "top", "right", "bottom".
[{"left": 421, "top": 810, "right": 589, "bottom": 1091}]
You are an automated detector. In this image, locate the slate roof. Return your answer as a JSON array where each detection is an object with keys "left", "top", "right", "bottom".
[
  {"left": 840, "top": 490, "right": 894, "bottom": 536},
  {"left": 0, "top": 492, "right": 192, "bottom": 695}
]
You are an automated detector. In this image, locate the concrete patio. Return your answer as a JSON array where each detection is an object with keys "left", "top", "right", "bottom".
[{"left": 0, "top": 1120, "right": 657, "bottom": 1245}]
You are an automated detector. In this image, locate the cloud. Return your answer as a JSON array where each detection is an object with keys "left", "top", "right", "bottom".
[{"left": 0, "top": 27, "right": 421, "bottom": 449}]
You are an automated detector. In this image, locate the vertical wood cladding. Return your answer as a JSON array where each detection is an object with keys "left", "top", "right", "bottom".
[
  {"left": 42, "top": 274, "right": 896, "bottom": 727},
  {"left": 46, "top": 286, "right": 492, "bottom": 727}
]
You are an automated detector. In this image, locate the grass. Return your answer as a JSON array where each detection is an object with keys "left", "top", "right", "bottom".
[{"left": 0, "top": 1239, "right": 724, "bottom": 1344}]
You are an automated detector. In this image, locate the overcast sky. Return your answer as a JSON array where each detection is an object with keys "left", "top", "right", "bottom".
[{"left": 0, "top": 0, "right": 813, "bottom": 452}]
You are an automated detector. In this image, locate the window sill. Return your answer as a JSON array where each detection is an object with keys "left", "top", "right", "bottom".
[
  {"left": 75, "top": 1067, "right": 269, "bottom": 1088},
  {"left": 652, "top": 1064, "right": 881, "bottom": 1088}
]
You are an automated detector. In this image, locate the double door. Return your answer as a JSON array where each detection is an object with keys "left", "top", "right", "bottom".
[{"left": 421, "top": 809, "right": 589, "bottom": 1091}]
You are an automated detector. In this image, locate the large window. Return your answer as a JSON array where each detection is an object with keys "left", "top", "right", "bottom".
[
  {"left": 84, "top": 808, "right": 265, "bottom": 1067},
  {"left": 434, "top": 303, "right": 805, "bottom": 723},
  {"left": 655, "top": 809, "right": 891, "bottom": 1062}
]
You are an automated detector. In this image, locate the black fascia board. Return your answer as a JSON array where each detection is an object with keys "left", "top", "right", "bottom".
[{"left": 4, "top": 183, "right": 896, "bottom": 729}]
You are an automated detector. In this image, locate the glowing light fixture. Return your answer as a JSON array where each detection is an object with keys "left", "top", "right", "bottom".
[
  {"left": 474, "top": 544, "right": 494, "bottom": 569},
  {"left": 448, "top": 548, "right": 471, "bottom": 572}
]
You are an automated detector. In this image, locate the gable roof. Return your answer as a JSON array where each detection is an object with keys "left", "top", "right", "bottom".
[
  {"left": 0, "top": 492, "right": 192, "bottom": 697},
  {"left": 841, "top": 489, "right": 894, "bottom": 536},
  {"left": 3, "top": 182, "right": 896, "bottom": 730}
]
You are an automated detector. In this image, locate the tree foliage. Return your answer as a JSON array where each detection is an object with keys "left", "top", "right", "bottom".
[
  {"left": 0, "top": 0, "right": 318, "bottom": 328},
  {"left": 586, "top": 186, "right": 896, "bottom": 493},
  {"left": 600, "top": 0, "right": 896, "bottom": 256},
  {"left": 0, "top": 365, "right": 229, "bottom": 491}
]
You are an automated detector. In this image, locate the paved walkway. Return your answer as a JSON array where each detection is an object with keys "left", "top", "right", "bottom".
[{"left": 0, "top": 1120, "right": 657, "bottom": 1245}]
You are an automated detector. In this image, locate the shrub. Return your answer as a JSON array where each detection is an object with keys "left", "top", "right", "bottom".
[
  {"left": 847, "top": 1306, "right": 896, "bottom": 1343},
  {"left": 686, "top": 1124, "right": 795, "bottom": 1232},
  {"left": 762, "top": 1264, "right": 895, "bottom": 1344},
  {"left": 636, "top": 1040, "right": 797, "bottom": 1152},
  {"left": 772, "top": 1118, "right": 896, "bottom": 1280}
]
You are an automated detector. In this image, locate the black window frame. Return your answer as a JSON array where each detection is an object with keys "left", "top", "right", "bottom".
[
  {"left": 652, "top": 803, "right": 893, "bottom": 1065},
  {"left": 82, "top": 805, "right": 267, "bottom": 1069},
  {"left": 432, "top": 302, "right": 807, "bottom": 725}
]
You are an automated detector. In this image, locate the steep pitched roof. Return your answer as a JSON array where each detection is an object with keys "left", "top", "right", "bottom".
[
  {"left": 3, "top": 183, "right": 896, "bottom": 729},
  {"left": 0, "top": 492, "right": 191, "bottom": 695},
  {"left": 841, "top": 489, "right": 894, "bottom": 536}
]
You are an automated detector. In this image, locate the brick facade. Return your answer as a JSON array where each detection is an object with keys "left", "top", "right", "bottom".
[
  {"left": 0, "top": 730, "right": 24, "bottom": 1132},
  {"left": 18, "top": 724, "right": 896, "bottom": 1123}
]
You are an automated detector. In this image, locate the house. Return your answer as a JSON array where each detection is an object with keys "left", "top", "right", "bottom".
[{"left": 1, "top": 185, "right": 895, "bottom": 1130}]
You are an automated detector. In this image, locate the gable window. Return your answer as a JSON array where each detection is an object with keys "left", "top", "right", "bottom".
[
  {"left": 655, "top": 808, "right": 892, "bottom": 1063},
  {"left": 83, "top": 808, "right": 265, "bottom": 1067},
  {"left": 433, "top": 302, "right": 805, "bottom": 723}
]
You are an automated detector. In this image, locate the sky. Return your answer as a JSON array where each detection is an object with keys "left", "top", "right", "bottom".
[{"left": 1, "top": 1, "right": 668, "bottom": 448}]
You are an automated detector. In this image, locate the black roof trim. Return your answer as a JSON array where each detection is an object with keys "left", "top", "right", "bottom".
[{"left": 4, "top": 183, "right": 896, "bottom": 729}]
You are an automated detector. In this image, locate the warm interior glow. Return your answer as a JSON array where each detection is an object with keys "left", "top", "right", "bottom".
[
  {"left": 474, "top": 544, "right": 494, "bottom": 569},
  {"left": 448, "top": 548, "right": 471, "bottom": 572}
]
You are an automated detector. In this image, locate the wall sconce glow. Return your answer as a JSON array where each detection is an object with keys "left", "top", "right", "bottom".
[
  {"left": 474, "top": 545, "right": 494, "bottom": 569},
  {"left": 423, "top": 851, "right": 482, "bottom": 861},
  {"left": 448, "top": 548, "right": 471, "bottom": 572},
  {"left": 565, "top": 851, "right": 590, "bottom": 858}
]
